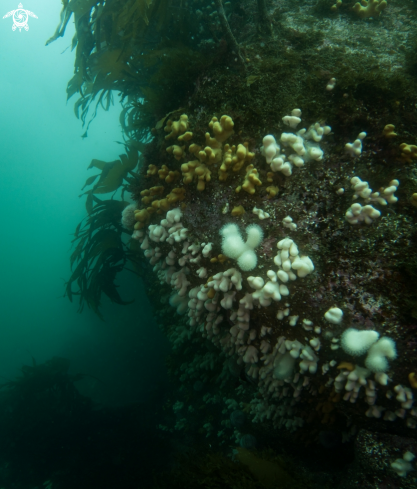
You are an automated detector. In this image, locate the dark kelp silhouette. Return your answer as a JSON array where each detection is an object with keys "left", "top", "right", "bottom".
[
  {"left": 0, "top": 358, "right": 165, "bottom": 489},
  {"left": 46, "top": 0, "right": 212, "bottom": 139},
  {"left": 66, "top": 145, "right": 145, "bottom": 318}
]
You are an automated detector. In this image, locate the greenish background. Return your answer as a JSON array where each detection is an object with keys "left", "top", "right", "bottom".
[{"left": 0, "top": 0, "right": 168, "bottom": 406}]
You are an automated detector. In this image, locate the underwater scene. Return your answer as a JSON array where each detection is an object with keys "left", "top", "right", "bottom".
[{"left": 1, "top": 0, "right": 417, "bottom": 487}]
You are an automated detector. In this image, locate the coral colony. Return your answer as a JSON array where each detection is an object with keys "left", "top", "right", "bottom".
[{"left": 125, "top": 109, "right": 414, "bottom": 450}]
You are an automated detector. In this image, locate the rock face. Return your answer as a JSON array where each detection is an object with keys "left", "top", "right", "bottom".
[
  {"left": 339, "top": 429, "right": 417, "bottom": 489},
  {"left": 55, "top": 0, "right": 417, "bottom": 482}
]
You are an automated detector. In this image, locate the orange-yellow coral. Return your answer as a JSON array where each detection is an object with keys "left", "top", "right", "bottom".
[
  {"left": 151, "top": 188, "right": 186, "bottom": 211},
  {"left": 231, "top": 205, "right": 245, "bottom": 216},
  {"left": 181, "top": 161, "right": 211, "bottom": 191},
  {"left": 158, "top": 165, "right": 180, "bottom": 183},
  {"left": 178, "top": 131, "right": 193, "bottom": 142},
  {"left": 209, "top": 115, "right": 234, "bottom": 142},
  {"left": 185, "top": 116, "right": 235, "bottom": 169},
  {"left": 167, "top": 187, "right": 186, "bottom": 204},
  {"left": 330, "top": 0, "right": 342, "bottom": 11},
  {"left": 266, "top": 186, "right": 279, "bottom": 199},
  {"left": 382, "top": 124, "right": 397, "bottom": 138},
  {"left": 166, "top": 144, "right": 186, "bottom": 161},
  {"left": 164, "top": 114, "right": 189, "bottom": 140},
  {"left": 201, "top": 133, "right": 223, "bottom": 164},
  {"left": 409, "top": 372, "right": 417, "bottom": 389},
  {"left": 151, "top": 199, "right": 170, "bottom": 212},
  {"left": 337, "top": 362, "right": 355, "bottom": 371},
  {"left": 133, "top": 208, "right": 155, "bottom": 229},
  {"left": 411, "top": 193, "right": 417, "bottom": 207},
  {"left": 353, "top": 0, "right": 387, "bottom": 18},
  {"left": 189, "top": 139, "right": 221, "bottom": 165},
  {"left": 207, "top": 287, "right": 216, "bottom": 299},
  {"left": 147, "top": 186, "right": 164, "bottom": 196},
  {"left": 236, "top": 164, "right": 262, "bottom": 195},
  {"left": 233, "top": 143, "right": 255, "bottom": 171},
  {"left": 219, "top": 145, "right": 234, "bottom": 181},
  {"left": 210, "top": 254, "right": 228, "bottom": 264},
  {"left": 146, "top": 164, "right": 158, "bottom": 177},
  {"left": 189, "top": 144, "right": 202, "bottom": 156},
  {"left": 219, "top": 143, "right": 254, "bottom": 180},
  {"left": 194, "top": 165, "right": 211, "bottom": 191},
  {"left": 140, "top": 186, "right": 164, "bottom": 204},
  {"left": 181, "top": 161, "right": 199, "bottom": 185},
  {"left": 400, "top": 143, "right": 417, "bottom": 163}
]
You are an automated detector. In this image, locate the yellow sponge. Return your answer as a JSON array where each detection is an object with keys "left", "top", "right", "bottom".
[
  {"left": 164, "top": 114, "right": 189, "bottom": 140},
  {"left": 353, "top": 0, "right": 387, "bottom": 18},
  {"left": 236, "top": 164, "right": 262, "bottom": 195}
]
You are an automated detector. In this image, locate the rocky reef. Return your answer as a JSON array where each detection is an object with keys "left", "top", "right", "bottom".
[{"left": 52, "top": 0, "right": 417, "bottom": 485}]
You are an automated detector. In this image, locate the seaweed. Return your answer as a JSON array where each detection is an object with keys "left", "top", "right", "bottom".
[
  {"left": 81, "top": 143, "right": 139, "bottom": 201},
  {"left": 66, "top": 146, "right": 144, "bottom": 319},
  {"left": 0, "top": 357, "right": 166, "bottom": 489},
  {"left": 47, "top": 0, "right": 212, "bottom": 139}
]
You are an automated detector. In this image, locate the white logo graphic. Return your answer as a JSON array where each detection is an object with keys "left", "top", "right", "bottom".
[{"left": 3, "top": 3, "right": 37, "bottom": 31}]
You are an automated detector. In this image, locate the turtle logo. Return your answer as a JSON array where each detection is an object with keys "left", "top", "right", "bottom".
[{"left": 3, "top": 3, "right": 38, "bottom": 32}]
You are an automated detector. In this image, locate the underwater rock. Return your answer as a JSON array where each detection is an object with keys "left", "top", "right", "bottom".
[{"left": 339, "top": 429, "right": 417, "bottom": 488}]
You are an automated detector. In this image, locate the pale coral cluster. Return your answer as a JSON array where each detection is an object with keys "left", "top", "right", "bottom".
[
  {"left": 132, "top": 200, "right": 322, "bottom": 431},
  {"left": 261, "top": 109, "right": 331, "bottom": 177},
  {"left": 127, "top": 111, "right": 409, "bottom": 439},
  {"left": 345, "top": 177, "right": 399, "bottom": 225}
]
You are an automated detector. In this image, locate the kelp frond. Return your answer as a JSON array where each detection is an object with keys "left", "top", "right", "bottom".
[
  {"left": 66, "top": 147, "right": 143, "bottom": 319},
  {"left": 47, "top": 0, "right": 160, "bottom": 137},
  {"left": 80, "top": 143, "right": 140, "bottom": 207},
  {"left": 47, "top": 0, "right": 211, "bottom": 139}
]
